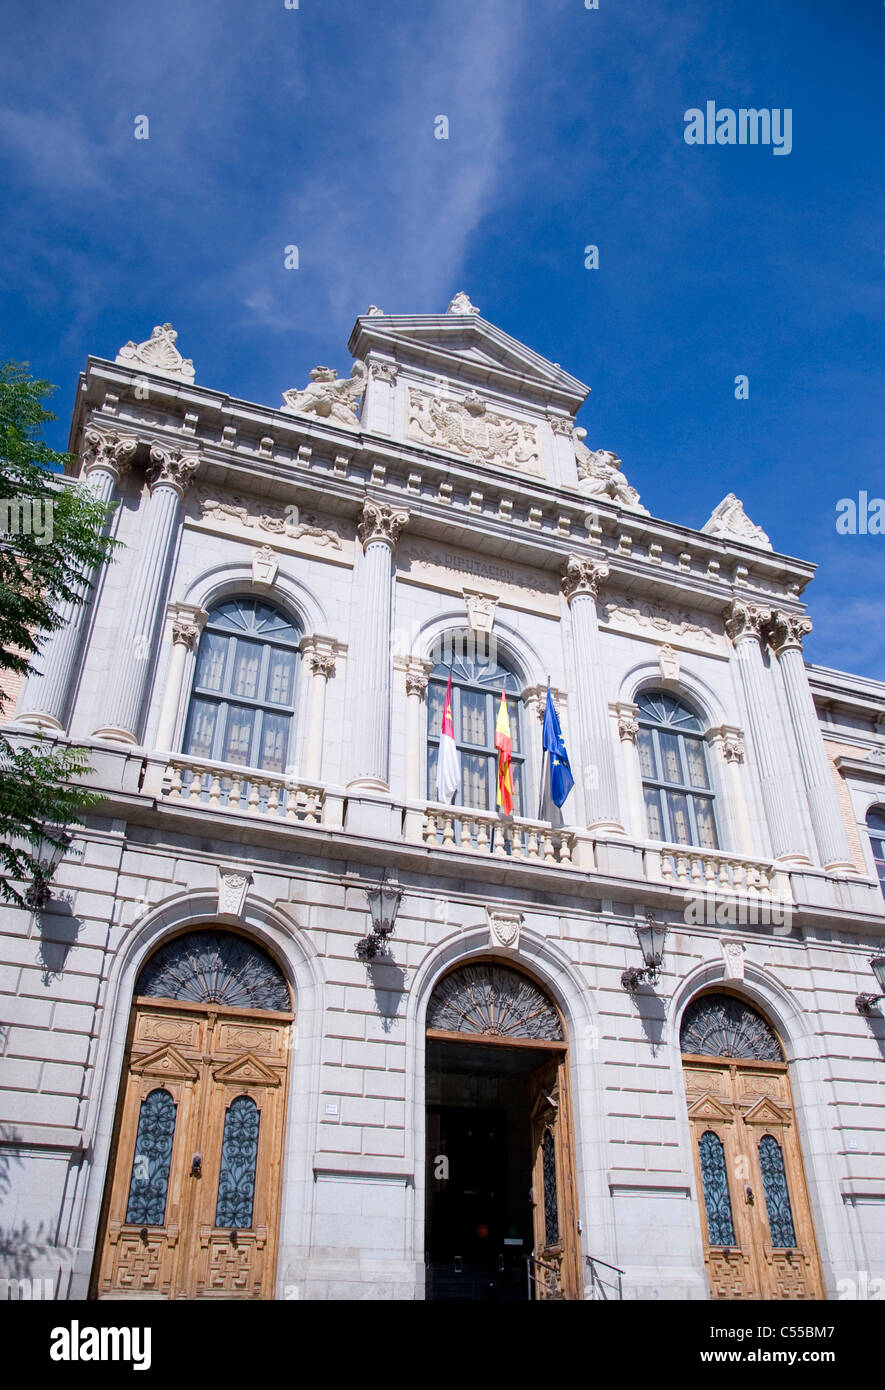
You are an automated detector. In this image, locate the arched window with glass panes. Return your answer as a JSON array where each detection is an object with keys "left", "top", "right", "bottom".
[
  {"left": 636, "top": 690, "right": 719, "bottom": 849},
  {"left": 866, "top": 808, "right": 885, "bottom": 898},
  {"left": 426, "top": 637, "right": 525, "bottom": 813},
  {"left": 183, "top": 597, "right": 301, "bottom": 774}
]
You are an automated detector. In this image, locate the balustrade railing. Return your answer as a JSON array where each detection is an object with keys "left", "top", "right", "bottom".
[
  {"left": 161, "top": 755, "right": 324, "bottom": 824},
  {"left": 650, "top": 843, "right": 785, "bottom": 897},
  {"left": 422, "top": 804, "right": 575, "bottom": 865}
]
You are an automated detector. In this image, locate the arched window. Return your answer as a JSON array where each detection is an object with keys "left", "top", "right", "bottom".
[
  {"left": 866, "top": 808, "right": 885, "bottom": 898},
  {"left": 183, "top": 597, "right": 301, "bottom": 774},
  {"left": 426, "top": 636, "right": 525, "bottom": 813},
  {"left": 636, "top": 690, "right": 718, "bottom": 849}
]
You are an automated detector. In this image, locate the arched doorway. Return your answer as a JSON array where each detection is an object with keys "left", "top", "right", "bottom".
[
  {"left": 681, "top": 991, "right": 824, "bottom": 1300},
  {"left": 92, "top": 929, "right": 293, "bottom": 1299},
  {"left": 424, "top": 961, "right": 582, "bottom": 1301}
]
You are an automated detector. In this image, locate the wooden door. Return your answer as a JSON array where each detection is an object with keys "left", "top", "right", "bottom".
[
  {"left": 685, "top": 1057, "right": 824, "bottom": 1301},
  {"left": 95, "top": 997, "right": 291, "bottom": 1300},
  {"left": 529, "top": 1055, "right": 582, "bottom": 1301}
]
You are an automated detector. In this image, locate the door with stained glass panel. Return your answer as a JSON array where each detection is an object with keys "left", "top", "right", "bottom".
[
  {"left": 681, "top": 993, "right": 824, "bottom": 1301},
  {"left": 94, "top": 931, "right": 293, "bottom": 1300},
  {"left": 529, "top": 1055, "right": 582, "bottom": 1301}
]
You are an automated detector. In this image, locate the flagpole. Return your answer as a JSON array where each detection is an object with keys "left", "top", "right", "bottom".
[{"left": 538, "top": 675, "right": 551, "bottom": 819}]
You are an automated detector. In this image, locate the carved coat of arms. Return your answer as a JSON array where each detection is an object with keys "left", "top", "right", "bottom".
[{"left": 408, "top": 389, "right": 541, "bottom": 474}]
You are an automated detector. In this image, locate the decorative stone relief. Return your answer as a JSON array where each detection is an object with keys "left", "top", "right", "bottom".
[
  {"left": 217, "top": 867, "right": 251, "bottom": 922},
  {"left": 368, "top": 359, "right": 398, "bottom": 384},
  {"left": 766, "top": 610, "right": 813, "bottom": 655},
  {"left": 169, "top": 604, "right": 206, "bottom": 651},
  {"left": 357, "top": 498, "right": 410, "bottom": 551},
  {"left": 281, "top": 361, "right": 368, "bottom": 428},
  {"left": 725, "top": 600, "right": 772, "bottom": 645},
  {"left": 195, "top": 487, "right": 342, "bottom": 549},
  {"left": 366, "top": 305, "right": 384, "bottom": 316},
  {"left": 487, "top": 907, "right": 523, "bottom": 951},
  {"left": 406, "top": 388, "right": 542, "bottom": 475},
  {"left": 573, "top": 431, "right": 648, "bottom": 513},
  {"left": 659, "top": 644, "right": 680, "bottom": 682},
  {"left": 617, "top": 706, "right": 640, "bottom": 743},
  {"left": 561, "top": 555, "right": 609, "bottom": 602},
  {"left": 600, "top": 598, "right": 718, "bottom": 647},
  {"left": 146, "top": 443, "right": 200, "bottom": 496},
  {"left": 721, "top": 733, "right": 745, "bottom": 764},
  {"left": 115, "top": 323, "right": 195, "bottom": 384},
  {"left": 463, "top": 588, "right": 498, "bottom": 634},
  {"left": 252, "top": 545, "right": 279, "bottom": 586},
  {"left": 447, "top": 291, "right": 480, "bottom": 315},
  {"left": 82, "top": 427, "right": 138, "bottom": 482},
  {"left": 866, "top": 747, "right": 885, "bottom": 764},
  {"left": 720, "top": 939, "right": 747, "bottom": 981},
  {"left": 703, "top": 493, "right": 772, "bottom": 550}
]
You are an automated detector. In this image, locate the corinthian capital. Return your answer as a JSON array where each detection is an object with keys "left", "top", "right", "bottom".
[
  {"left": 82, "top": 427, "right": 138, "bottom": 483},
  {"left": 766, "top": 610, "right": 813, "bottom": 655},
  {"left": 357, "top": 498, "right": 410, "bottom": 551},
  {"left": 724, "top": 600, "right": 771, "bottom": 646},
  {"left": 561, "top": 554, "right": 609, "bottom": 603},
  {"left": 147, "top": 443, "right": 200, "bottom": 497}
]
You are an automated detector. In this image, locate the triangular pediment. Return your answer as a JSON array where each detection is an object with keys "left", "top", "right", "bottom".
[
  {"left": 130, "top": 1044, "right": 199, "bottom": 1081},
  {"left": 347, "top": 311, "right": 589, "bottom": 413},
  {"left": 686, "top": 1092, "right": 734, "bottom": 1122},
  {"left": 741, "top": 1095, "right": 792, "bottom": 1126},
  {"left": 212, "top": 1051, "right": 281, "bottom": 1087}
]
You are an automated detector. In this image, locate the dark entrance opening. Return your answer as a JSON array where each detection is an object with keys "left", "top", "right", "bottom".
[{"left": 425, "top": 1038, "right": 552, "bottom": 1301}]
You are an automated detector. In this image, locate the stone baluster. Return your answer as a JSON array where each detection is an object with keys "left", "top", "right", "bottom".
[
  {"left": 766, "top": 611, "right": 857, "bottom": 873},
  {"left": 725, "top": 601, "right": 809, "bottom": 862},
  {"left": 16, "top": 428, "right": 137, "bottom": 730},
  {"left": 299, "top": 636, "right": 338, "bottom": 782},
  {"left": 93, "top": 443, "right": 199, "bottom": 743},
  {"left": 345, "top": 498, "right": 409, "bottom": 790},
  {"left": 154, "top": 604, "right": 208, "bottom": 751},
  {"left": 561, "top": 555, "right": 623, "bottom": 831}
]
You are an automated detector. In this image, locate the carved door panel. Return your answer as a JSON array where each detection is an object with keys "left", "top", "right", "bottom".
[
  {"left": 95, "top": 1000, "right": 290, "bottom": 1300},
  {"left": 529, "top": 1056, "right": 582, "bottom": 1301},
  {"left": 686, "top": 1059, "right": 824, "bottom": 1301}
]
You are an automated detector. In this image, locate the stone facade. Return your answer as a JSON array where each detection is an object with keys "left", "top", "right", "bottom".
[{"left": 2, "top": 306, "right": 885, "bottom": 1301}]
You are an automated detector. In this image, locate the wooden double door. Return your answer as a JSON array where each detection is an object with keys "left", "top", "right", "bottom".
[
  {"left": 685, "top": 1055, "right": 824, "bottom": 1300},
  {"left": 95, "top": 996, "right": 291, "bottom": 1300}
]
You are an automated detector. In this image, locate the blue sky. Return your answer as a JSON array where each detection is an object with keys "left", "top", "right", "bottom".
[{"left": 1, "top": 0, "right": 882, "bottom": 674}]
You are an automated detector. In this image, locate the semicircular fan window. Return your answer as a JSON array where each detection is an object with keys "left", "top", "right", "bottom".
[
  {"left": 426, "top": 963, "right": 563, "bottom": 1041},
  {"left": 680, "top": 992, "right": 783, "bottom": 1062},
  {"left": 136, "top": 930, "right": 290, "bottom": 1013}
]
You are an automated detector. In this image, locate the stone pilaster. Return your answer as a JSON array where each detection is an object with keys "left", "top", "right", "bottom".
[
  {"left": 615, "top": 700, "right": 646, "bottom": 840},
  {"left": 766, "top": 611, "right": 857, "bottom": 873},
  {"left": 93, "top": 443, "right": 199, "bottom": 744},
  {"left": 725, "top": 601, "right": 809, "bottom": 862},
  {"left": 404, "top": 659, "right": 433, "bottom": 802},
  {"left": 561, "top": 555, "right": 622, "bottom": 832},
  {"left": 706, "top": 725, "right": 754, "bottom": 856},
  {"left": 346, "top": 499, "right": 409, "bottom": 790},
  {"left": 15, "top": 428, "right": 136, "bottom": 729},
  {"left": 300, "top": 636, "right": 339, "bottom": 782},
  {"left": 154, "top": 604, "right": 208, "bottom": 751}
]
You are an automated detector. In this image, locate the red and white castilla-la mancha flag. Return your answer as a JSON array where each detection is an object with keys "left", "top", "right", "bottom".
[{"left": 435, "top": 672, "right": 461, "bottom": 803}]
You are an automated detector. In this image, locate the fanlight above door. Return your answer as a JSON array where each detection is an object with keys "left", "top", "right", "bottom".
[
  {"left": 426, "top": 963, "right": 563, "bottom": 1041},
  {"left": 680, "top": 993, "right": 783, "bottom": 1062},
  {"left": 136, "top": 930, "right": 291, "bottom": 1013}
]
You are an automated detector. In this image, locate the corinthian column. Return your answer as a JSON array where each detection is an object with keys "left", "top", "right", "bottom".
[
  {"left": 766, "top": 611, "right": 856, "bottom": 872},
  {"left": 299, "top": 636, "right": 338, "bottom": 782},
  {"left": 16, "top": 428, "right": 137, "bottom": 730},
  {"left": 725, "top": 601, "right": 809, "bottom": 862},
  {"left": 404, "top": 660, "right": 432, "bottom": 802},
  {"left": 154, "top": 604, "right": 208, "bottom": 751},
  {"left": 561, "top": 555, "right": 622, "bottom": 831},
  {"left": 345, "top": 499, "right": 409, "bottom": 790},
  {"left": 93, "top": 443, "right": 199, "bottom": 744}
]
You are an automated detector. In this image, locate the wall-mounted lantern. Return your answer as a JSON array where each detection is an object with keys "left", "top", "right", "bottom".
[
  {"left": 355, "top": 874, "right": 402, "bottom": 962},
  {"left": 25, "top": 830, "right": 71, "bottom": 910},
  {"left": 621, "top": 916, "right": 668, "bottom": 993},
  {"left": 855, "top": 955, "right": 885, "bottom": 1015}
]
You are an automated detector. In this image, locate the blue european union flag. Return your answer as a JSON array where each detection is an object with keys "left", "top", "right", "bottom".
[{"left": 542, "top": 687, "right": 574, "bottom": 808}]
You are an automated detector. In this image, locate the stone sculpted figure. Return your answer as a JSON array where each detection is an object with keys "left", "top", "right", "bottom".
[
  {"left": 281, "top": 360, "right": 368, "bottom": 428},
  {"left": 573, "top": 429, "right": 648, "bottom": 512}
]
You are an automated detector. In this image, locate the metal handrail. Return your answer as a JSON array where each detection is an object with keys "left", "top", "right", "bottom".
[
  {"left": 525, "top": 1253, "right": 562, "bottom": 1300},
  {"left": 584, "top": 1253, "right": 624, "bottom": 1300}
]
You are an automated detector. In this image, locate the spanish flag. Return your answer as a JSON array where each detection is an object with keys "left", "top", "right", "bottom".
[{"left": 495, "top": 690, "right": 514, "bottom": 815}]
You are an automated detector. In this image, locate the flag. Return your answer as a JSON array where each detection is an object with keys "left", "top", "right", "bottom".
[
  {"left": 495, "top": 690, "right": 514, "bottom": 815},
  {"left": 542, "top": 687, "right": 574, "bottom": 808},
  {"left": 435, "top": 672, "right": 461, "bottom": 803}
]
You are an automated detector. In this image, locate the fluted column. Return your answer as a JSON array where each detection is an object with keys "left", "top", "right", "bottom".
[
  {"left": 16, "top": 428, "right": 137, "bottom": 729},
  {"left": 154, "top": 604, "right": 208, "bottom": 751},
  {"left": 725, "top": 601, "right": 809, "bottom": 862},
  {"left": 767, "top": 611, "right": 857, "bottom": 872},
  {"left": 299, "top": 636, "right": 337, "bottom": 782},
  {"left": 616, "top": 702, "right": 646, "bottom": 839},
  {"left": 561, "top": 556, "right": 623, "bottom": 831},
  {"left": 93, "top": 443, "right": 199, "bottom": 744},
  {"left": 404, "top": 660, "right": 432, "bottom": 801},
  {"left": 346, "top": 499, "right": 409, "bottom": 790}
]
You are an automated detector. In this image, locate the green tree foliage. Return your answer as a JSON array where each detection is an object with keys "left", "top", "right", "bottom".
[{"left": 0, "top": 362, "right": 118, "bottom": 907}]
